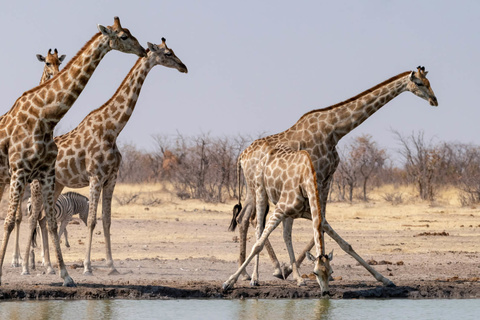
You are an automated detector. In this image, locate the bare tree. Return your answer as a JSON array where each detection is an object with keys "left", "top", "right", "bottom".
[
  {"left": 335, "top": 144, "right": 358, "bottom": 202},
  {"left": 394, "top": 131, "right": 445, "bottom": 201},
  {"left": 447, "top": 143, "right": 480, "bottom": 205},
  {"left": 350, "top": 135, "right": 387, "bottom": 201},
  {"left": 118, "top": 142, "right": 159, "bottom": 183}
]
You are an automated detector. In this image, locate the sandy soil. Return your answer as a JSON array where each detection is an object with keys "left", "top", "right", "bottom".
[{"left": 0, "top": 184, "right": 479, "bottom": 300}]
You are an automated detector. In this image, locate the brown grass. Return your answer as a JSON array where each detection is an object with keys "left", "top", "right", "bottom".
[{"left": 0, "top": 183, "right": 478, "bottom": 264}]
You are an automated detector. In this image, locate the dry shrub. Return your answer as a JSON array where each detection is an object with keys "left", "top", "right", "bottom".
[
  {"left": 382, "top": 192, "right": 403, "bottom": 205},
  {"left": 114, "top": 193, "right": 139, "bottom": 206}
]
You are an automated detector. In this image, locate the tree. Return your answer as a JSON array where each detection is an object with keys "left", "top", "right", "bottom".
[
  {"left": 335, "top": 135, "right": 387, "bottom": 202},
  {"left": 350, "top": 135, "right": 387, "bottom": 201},
  {"left": 394, "top": 131, "right": 444, "bottom": 201},
  {"left": 335, "top": 144, "right": 358, "bottom": 202}
]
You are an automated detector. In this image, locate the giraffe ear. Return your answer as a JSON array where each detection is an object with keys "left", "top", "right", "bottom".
[
  {"left": 306, "top": 251, "right": 317, "bottom": 262},
  {"left": 98, "top": 24, "right": 113, "bottom": 37},
  {"left": 409, "top": 71, "right": 415, "bottom": 81},
  {"left": 327, "top": 249, "right": 334, "bottom": 261},
  {"left": 36, "top": 54, "right": 46, "bottom": 62},
  {"left": 147, "top": 42, "right": 160, "bottom": 52},
  {"left": 59, "top": 55, "right": 66, "bottom": 63},
  {"left": 409, "top": 71, "right": 422, "bottom": 84}
]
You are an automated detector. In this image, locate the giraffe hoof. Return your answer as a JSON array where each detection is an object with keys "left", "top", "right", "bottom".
[
  {"left": 297, "top": 280, "right": 307, "bottom": 287},
  {"left": 272, "top": 269, "right": 284, "bottom": 280},
  {"left": 222, "top": 282, "right": 232, "bottom": 291},
  {"left": 249, "top": 280, "right": 259, "bottom": 287},
  {"left": 83, "top": 271, "right": 93, "bottom": 276},
  {"left": 108, "top": 268, "right": 120, "bottom": 276},
  {"left": 385, "top": 280, "right": 396, "bottom": 287},
  {"left": 282, "top": 266, "right": 293, "bottom": 279},
  {"left": 63, "top": 276, "right": 76, "bottom": 287},
  {"left": 47, "top": 268, "right": 56, "bottom": 275},
  {"left": 21, "top": 271, "right": 30, "bottom": 276}
]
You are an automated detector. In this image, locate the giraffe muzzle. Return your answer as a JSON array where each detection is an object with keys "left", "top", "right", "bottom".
[{"left": 429, "top": 96, "right": 438, "bottom": 107}]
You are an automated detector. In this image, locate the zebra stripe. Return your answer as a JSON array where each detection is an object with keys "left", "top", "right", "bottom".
[
  {"left": 28, "top": 191, "right": 89, "bottom": 248},
  {"left": 53, "top": 192, "right": 89, "bottom": 226}
]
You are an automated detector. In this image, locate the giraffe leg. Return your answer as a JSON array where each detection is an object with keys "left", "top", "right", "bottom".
[
  {"left": 59, "top": 220, "right": 70, "bottom": 248},
  {"left": 21, "top": 203, "right": 39, "bottom": 275},
  {"left": 284, "top": 182, "right": 329, "bottom": 279},
  {"left": 101, "top": 176, "right": 119, "bottom": 275},
  {"left": 282, "top": 217, "right": 306, "bottom": 286},
  {"left": 38, "top": 217, "right": 55, "bottom": 274},
  {"left": 237, "top": 199, "right": 253, "bottom": 281},
  {"left": 41, "top": 177, "right": 75, "bottom": 287},
  {"left": 10, "top": 205, "right": 23, "bottom": 267},
  {"left": 250, "top": 185, "right": 268, "bottom": 287},
  {"left": 263, "top": 239, "right": 283, "bottom": 279},
  {"left": 44, "top": 185, "right": 64, "bottom": 271},
  {"left": 84, "top": 177, "right": 101, "bottom": 275},
  {"left": 283, "top": 237, "right": 314, "bottom": 279},
  {"left": 223, "top": 209, "right": 284, "bottom": 291},
  {"left": 22, "top": 180, "right": 56, "bottom": 275},
  {"left": 0, "top": 177, "right": 25, "bottom": 286},
  {"left": 323, "top": 220, "right": 394, "bottom": 287}
]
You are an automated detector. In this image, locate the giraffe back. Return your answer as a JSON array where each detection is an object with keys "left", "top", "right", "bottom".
[{"left": 256, "top": 145, "right": 318, "bottom": 218}]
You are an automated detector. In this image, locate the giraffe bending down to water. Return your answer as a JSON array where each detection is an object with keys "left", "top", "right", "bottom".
[
  {"left": 0, "top": 16, "right": 146, "bottom": 287},
  {"left": 223, "top": 145, "right": 333, "bottom": 295},
  {"left": 23, "top": 38, "right": 188, "bottom": 276},
  {"left": 9, "top": 48, "right": 67, "bottom": 269},
  {"left": 229, "top": 67, "right": 438, "bottom": 287}
]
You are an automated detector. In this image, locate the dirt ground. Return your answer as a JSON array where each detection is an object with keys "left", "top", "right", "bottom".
[{"left": 0, "top": 184, "right": 479, "bottom": 300}]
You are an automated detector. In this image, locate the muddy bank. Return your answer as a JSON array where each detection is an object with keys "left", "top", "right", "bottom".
[
  {"left": 1, "top": 279, "right": 479, "bottom": 300},
  {"left": 1, "top": 200, "right": 479, "bottom": 301}
]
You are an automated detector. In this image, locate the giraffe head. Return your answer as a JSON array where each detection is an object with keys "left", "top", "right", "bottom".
[
  {"left": 98, "top": 16, "right": 146, "bottom": 58},
  {"left": 306, "top": 250, "right": 334, "bottom": 296},
  {"left": 407, "top": 66, "right": 438, "bottom": 107},
  {"left": 146, "top": 38, "right": 188, "bottom": 73},
  {"left": 36, "top": 48, "right": 66, "bottom": 80}
]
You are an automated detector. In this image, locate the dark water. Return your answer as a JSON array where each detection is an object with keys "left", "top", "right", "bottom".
[{"left": 0, "top": 299, "right": 479, "bottom": 320}]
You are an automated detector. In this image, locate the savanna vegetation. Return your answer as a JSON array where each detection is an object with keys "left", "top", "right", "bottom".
[{"left": 115, "top": 131, "right": 480, "bottom": 207}]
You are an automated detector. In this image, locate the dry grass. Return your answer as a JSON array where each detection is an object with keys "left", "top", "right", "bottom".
[{"left": 0, "top": 183, "right": 478, "bottom": 264}]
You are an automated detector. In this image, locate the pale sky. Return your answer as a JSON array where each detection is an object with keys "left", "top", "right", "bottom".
[{"left": 1, "top": 1, "right": 478, "bottom": 155}]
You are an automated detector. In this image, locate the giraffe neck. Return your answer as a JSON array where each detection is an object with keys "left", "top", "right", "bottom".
[
  {"left": 291, "top": 72, "right": 411, "bottom": 144},
  {"left": 25, "top": 33, "right": 111, "bottom": 125},
  {"left": 39, "top": 70, "right": 51, "bottom": 85},
  {"left": 84, "top": 56, "right": 152, "bottom": 138}
]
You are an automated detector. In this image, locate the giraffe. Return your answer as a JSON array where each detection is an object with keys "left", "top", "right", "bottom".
[
  {"left": 36, "top": 49, "right": 66, "bottom": 84},
  {"left": 229, "top": 66, "right": 438, "bottom": 287},
  {"left": 0, "top": 16, "right": 146, "bottom": 287},
  {"left": 22, "top": 38, "right": 187, "bottom": 277},
  {"left": 9, "top": 48, "right": 68, "bottom": 269},
  {"left": 223, "top": 144, "right": 333, "bottom": 295}
]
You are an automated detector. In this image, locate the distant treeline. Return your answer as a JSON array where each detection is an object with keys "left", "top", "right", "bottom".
[{"left": 117, "top": 131, "right": 480, "bottom": 206}]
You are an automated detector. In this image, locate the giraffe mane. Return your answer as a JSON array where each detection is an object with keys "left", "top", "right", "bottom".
[{"left": 298, "top": 71, "right": 411, "bottom": 121}]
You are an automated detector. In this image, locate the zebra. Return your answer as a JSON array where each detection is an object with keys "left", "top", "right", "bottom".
[{"left": 28, "top": 191, "right": 89, "bottom": 249}]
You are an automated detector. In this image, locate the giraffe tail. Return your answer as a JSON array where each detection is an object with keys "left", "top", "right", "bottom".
[{"left": 228, "top": 203, "right": 242, "bottom": 232}]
